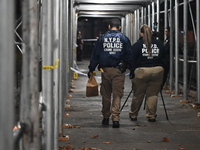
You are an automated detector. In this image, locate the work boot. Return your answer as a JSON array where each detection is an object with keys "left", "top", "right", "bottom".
[
  {"left": 148, "top": 118, "right": 156, "bottom": 122},
  {"left": 130, "top": 117, "right": 137, "bottom": 121},
  {"left": 112, "top": 121, "right": 120, "bottom": 128},
  {"left": 146, "top": 114, "right": 157, "bottom": 122},
  {"left": 102, "top": 118, "right": 109, "bottom": 125}
]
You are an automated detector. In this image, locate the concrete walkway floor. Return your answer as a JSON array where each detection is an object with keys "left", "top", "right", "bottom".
[{"left": 59, "top": 60, "right": 200, "bottom": 150}]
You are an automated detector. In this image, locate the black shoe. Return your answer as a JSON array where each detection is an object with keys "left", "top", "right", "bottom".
[
  {"left": 102, "top": 118, "right": 109, "bottom": 125},
  {"left": 130, "top": 118, "right": 137, "bottom": 121},
  {"left": 112, "top": 121, "right": 120, "bottom": 128},
  {"left": 148, "top": 118, "right": 156, "bottom": 122}
]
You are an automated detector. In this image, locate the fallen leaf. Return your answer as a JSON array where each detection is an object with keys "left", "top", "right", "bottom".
[
  {"left": 59, "top": 136, "right": 69, "bottom": 141},
  {"left": 71, "top": 86, "right": 75, "bottom": 89},
  {"left": 63, "top": 124, "right": 81, "bottom": 129},
  {"left": 197, "top": 112, "right": 200, "bottom": 117},
  {"left": 59, "top": 146, "right": 70, "bottom": 150},
  {"left": 103, "top": 142, "right": 111, "bottom": 144},
  {"left": 64, "top": 113, "right": 70, "bottom": 118},
  {"left": 162, "top": 137, "right": 169, "bottom": 142},
  {"left": 65, "top": 105, "right": 70, "bottom": 109},
  {"left": 166, "top": 90, "right": 175, "bottom": 94},
  {"left": 191, "top": 103, "right": 200, "bottom": 109},
  {"left": 180, "top": 100, "right": 192, "bottom": 103},
  {"left": 66, "top": 100, "right": 70, "bottom": 104},
  {"left": 66, "top": 95, "right": 72, "bottom": 98},
  {"left": 90, "top": 135, "right": 98, "bottom": 139}
]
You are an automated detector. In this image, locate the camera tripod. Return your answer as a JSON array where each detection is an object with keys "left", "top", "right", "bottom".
[{"left": 120, "top": 89, "right": 169, "bottom": 120}]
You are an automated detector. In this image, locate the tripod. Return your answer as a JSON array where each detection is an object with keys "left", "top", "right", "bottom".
[
  {"left": 160, "top": 90, "right": 169, "bottom": 120},
  {"left": 120, "top": 89, "right": 133, "bottom": 111},
  {"left": 120, "top": 89, "right": 169, "bottom": 120}
]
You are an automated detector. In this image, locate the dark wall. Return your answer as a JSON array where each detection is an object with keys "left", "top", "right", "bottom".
[{"left": 77, "top": 18, "right": 112, "bottom": 59}]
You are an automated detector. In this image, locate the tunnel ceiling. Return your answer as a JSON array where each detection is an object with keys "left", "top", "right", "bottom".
[{"left": 74, "top": 0, "right": 154, "bottom": 18}]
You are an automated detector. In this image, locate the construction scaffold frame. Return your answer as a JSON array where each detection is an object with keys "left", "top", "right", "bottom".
[{"left": 0, "top": 0, "right": 200, "bottom": 150}]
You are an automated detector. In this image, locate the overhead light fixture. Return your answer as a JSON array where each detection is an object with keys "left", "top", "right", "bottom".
[{"left": 98, "top": 0, "right": 115, "bottom": 3}]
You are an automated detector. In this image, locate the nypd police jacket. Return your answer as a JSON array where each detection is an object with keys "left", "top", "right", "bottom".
[{"left": 88, "top": 30, "right": 132, "bottom": 72}]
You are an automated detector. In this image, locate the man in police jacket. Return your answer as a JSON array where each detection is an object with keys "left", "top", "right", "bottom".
[{"left": 88, "top": 18, "right": 132, "bottom": 128}]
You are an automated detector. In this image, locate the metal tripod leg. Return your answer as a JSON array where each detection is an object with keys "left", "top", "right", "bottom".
[
  {"left": 143, "top": 90, "right": 169, "bottom": 120},
  {"left": 160, "top": 90, "right": 169, "bottom": 120},
  {"left": 143, "top": 99, "right": 146, "bottom": 110},
  {"left": 120, "top": 89, "right": 133, "bottom": 111}
]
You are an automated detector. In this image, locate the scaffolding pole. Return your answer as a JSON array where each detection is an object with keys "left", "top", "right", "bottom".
[
  {"left": 164, "top": 0, "right": 168, "bottom": 38},
  {"left": 53, "top": 0, "right": 60, "bottom": 149},
  {"left": 156, "top": 0, "right": 160, "bottom": 32},
  {"left": 0, "top": 1, "right": 15, "bottom": 150},
  {"left": 197, "top": 0, "right": 200, "bottom": 103},
  {"left": 169, "top": 0, "right": 174, "bottom": 91},
  {"left": 141, "top": 7, "right": 144, "bottom": 25},
  {"left": 68, "top": 0, "right": 74, "bottom": 85},
  {"left": 152, "top": 2, "right": 155, "bottom": 29},
  {"left": 124, "top": 15, "right": 129, "bottom": 38},
  {"left": 148, "top": 4, "right": 151, "bottom": 27},
  {"left": 175, "top": 0, "right": 179, "bottom": 95},
  {"left": 41, "top": 0, "right": 54, "bottom": 149},
  {"left": 58, "top": 0, "right": 69, "bottom": 138},
  {"left": 73, "top": 4, "right": 77, "bottom": 72},
  {"left": 20, "top": 0, "right": 40, "bottom": 149},
  {"left": 137, "top": 9, "right": 140, "bottom": 39},
  {"left": 134, "top": 10, "right": 137, "bottom": 42},
  {"left": 144, "top": 7, "right": 147, "bottom": 24},
  {"left": 183, "top": 0, "right": 188, "bottom": 100},
  {"left": 130, "top": 13, "right": 134, "bottom": 42}
]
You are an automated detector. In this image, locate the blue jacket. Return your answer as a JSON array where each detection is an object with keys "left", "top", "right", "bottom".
[{"left": 88, "top": 30, "right": 132, "bottom": 72}]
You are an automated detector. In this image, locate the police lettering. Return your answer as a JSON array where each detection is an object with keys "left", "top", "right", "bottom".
[
  {"left": 141, "top": 44, "right": 160, "bottom": 58},
  {"left": 103, "top": 37, "right": 123, "bottom": 54},
  {"left": 104, "top": 37, "right": 121, "bottom": 42},
  {"left": 103, "top": 42, "right": 123, "bottom": 49},
  {"left": 142, "top": 44, "right": 160, "bottom": 53}
]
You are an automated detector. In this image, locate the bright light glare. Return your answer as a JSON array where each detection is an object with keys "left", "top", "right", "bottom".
[{"left": 97, "top": 0, "right": 115, "bottom": 3}]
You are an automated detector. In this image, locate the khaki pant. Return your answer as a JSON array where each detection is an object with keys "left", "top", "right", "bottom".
[
  {"left": 129, "top": 66, "right": 164, "bottom": 119},
  {"left": 100, "top": 67, "right": 125, "bottom": 121}
]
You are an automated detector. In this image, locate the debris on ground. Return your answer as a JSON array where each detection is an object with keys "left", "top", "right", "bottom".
[
  {"left": 102, "top": 141, "right": 111, "bottom": 144},
  {"left": 197, "top": 112, "right": 200, "bottom": 117},
  {"left": 59, "top": 136, "right": 69, "bottom": 141},
  {"left": 59, "top": 145, "right": 102, "bottom": 150},
  {"left": 179, "top": 100, "right": 192, "bottom": 103},
  {"left": 90, "top": 135, "right": 98, "bottom": 139},
  {"left": 162, "top": 137, "right": 169, "bottom": 142},
  {"left": 63, "top": 124, "right": 81, "bottom": 128},
  {"left": 190, "top": 103, "right": 200, "bottom": 109}
]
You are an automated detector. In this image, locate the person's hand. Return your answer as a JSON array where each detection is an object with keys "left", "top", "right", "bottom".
[
  {"left": 87, "top": 71, "right": 93, "bottom": 78},
  {"left": 129, "top": 70, "right": 135, "bottom": 79}
]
